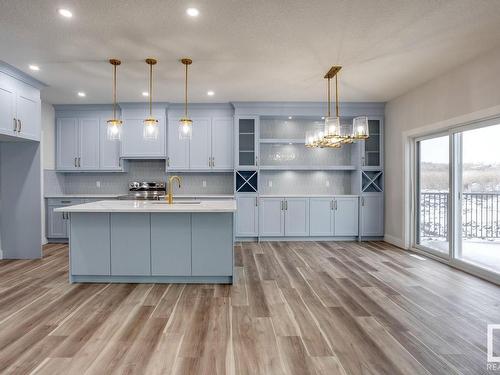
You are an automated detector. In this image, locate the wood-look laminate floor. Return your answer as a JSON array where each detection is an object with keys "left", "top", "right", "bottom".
[{"left": 0, "top": 241, "right": 499, "bottom": 375}]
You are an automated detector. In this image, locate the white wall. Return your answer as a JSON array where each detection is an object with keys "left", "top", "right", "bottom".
[{"left": 385, "top": 47, "right": 500, "bottom": 248}]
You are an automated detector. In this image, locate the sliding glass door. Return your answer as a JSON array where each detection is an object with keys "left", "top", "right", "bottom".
[
  {"left": 414, "top": 121, "right": 500, "bottom": 279},
  {"left": 416, "top": 135, "right": 450, "bottom": 257},
  {"left": 456, "top": 124, "right": 500, "bottom": 274}
]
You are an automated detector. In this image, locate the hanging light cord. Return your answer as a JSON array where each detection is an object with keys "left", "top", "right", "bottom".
[
  {"left": 112, "top": 64, "right": 117, "bottom": 119},
  {"left": 327, "top": 77, "right": 331, "bottom": 118},
  {"left": 335, "top": 73, "right": 339, "bottom": 117},
  {"left": 184, "top": 62, "right": 188, "bottom": 117},
  {"left": 149, "top": 63, "right": 153, "bottom": 117}
]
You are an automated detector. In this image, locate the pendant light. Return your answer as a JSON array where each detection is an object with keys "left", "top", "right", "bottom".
[
  {"left": 305, "top": 65, "right": 369, "bottom": 148},
  {"left": 323, "top": 66, "right": 341, "bottom": 141},
  {"left": 143, "top": 58, "right": 159, "bottom": 140},
  {"left": 178, "top": 58, "right": 193, "bottom": 140},
  {"left": 106, "top": 59, "right": 122, "bottom": 140}
]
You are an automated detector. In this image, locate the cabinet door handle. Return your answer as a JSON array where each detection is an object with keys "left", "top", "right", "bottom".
[
  {"left": 334, "top": 200, "right": 338, "bottom": 210},
  {"left": 13, "top": 118, "right": 17, "bottom": 132},
  {"left": 285, "top": 200, "right": 288, "bottom": 210},
  {"left": 255, "top": 197, "right": 258, "bottom": 206},
  {"left": 18, "top": 119, "right": 22, "bottom": 132},
  {"left": 74, "top": 157, "right": 77, "bottom": 167},
  {"left": 361, "top": 197, "right": 365, "bottom": 206},
  {"left": 280, "top": 200, "right": 283, "bottom": 210},
  {"left": 212, "top": 157, "right": 215, "bottom": 167},
  {"left": 78, "top": 157, "right": 81, "bottom": 167},
  {"left": 166, "top": 157, "right": 170, "bottom": 167},
  {"left": 255, "top": 156, "right": 258, "bottom": 166}
]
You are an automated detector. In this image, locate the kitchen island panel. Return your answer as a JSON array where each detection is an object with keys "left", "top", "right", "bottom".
[
  {"left": 70, "top": 213, "right": 111, "bottom": 275},
  {"left": 111, "top": 213, "right": 151, "bottom": 276},
  {"left": 192, "top": 213, "right": 233, "bottom": 276},
  {"left": 151, "top": 213, "right": 192, "bottom": 276}
]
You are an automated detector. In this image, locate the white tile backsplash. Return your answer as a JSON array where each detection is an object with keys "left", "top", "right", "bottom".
[{"left": 259, "top": 170, "right": 351, "bottom": 195}]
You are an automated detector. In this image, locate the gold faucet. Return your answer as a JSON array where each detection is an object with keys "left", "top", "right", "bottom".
[{"left": 166, "top": 175, "right": 182, "bottom": 204}]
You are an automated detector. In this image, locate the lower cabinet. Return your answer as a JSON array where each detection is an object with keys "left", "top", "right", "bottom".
[
  {"left": 259, "top": 197, "right": 309, "bottom": 237},
  {"left": 151, "top": 213, "right": 191, "bottom": 276},
  {"left": 360, "top": 194, "right": 384, "bottom": 236},
  {"left": 46, "top": 198, "right": 86, "bottom": 239},
  {"left": 235, "top": 195, "right": 259, "bottom": 237},
  {"left": 309, "top": 197, "right": 359, "bottom": 236}
]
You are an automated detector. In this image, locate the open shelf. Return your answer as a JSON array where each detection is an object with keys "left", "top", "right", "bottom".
[
  {"left": 260, "top": 138, "right": 305, "bottom": 144},
  {"left": 259, "top": 165, "right": 357, "bottom": 171}
]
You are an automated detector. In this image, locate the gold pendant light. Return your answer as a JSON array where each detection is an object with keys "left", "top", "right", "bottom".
[
  {"left": 178, "top": 58, "right": 193, "bottom": 140},
  {"left": 305, "top": 65, "right": 369, "bottom": 148},
  {"left": 143, "top": 58, "right": 159, "bottom": 140},
  {"left": 106, "top": 59, "right": 122, "bottom": 140}
]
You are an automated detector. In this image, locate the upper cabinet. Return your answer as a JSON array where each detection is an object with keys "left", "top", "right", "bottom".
[
  {"left": 167, "top": 116, "right": 233, "bottom": 171},
  {"left": 235, "top": 117, "right": 259, "bottom": 169},
  {"left": 121, "top": 105, "right": 166, "bottom": 158},
  {"left": 55, "top": 109, "right": 122, "bottom": 172},
  {"left": 0, "top": 70, "right": 41, "bottom": 141},
  {"left": 361, "top": 119, "right": 383, "bottom": 169}
]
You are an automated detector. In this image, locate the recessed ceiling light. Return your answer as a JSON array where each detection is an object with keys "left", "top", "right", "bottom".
[
  {"left": 58, "top": 8, "right": 73, "bottom": 18},
  {"left": 186, "top": 8, "right": 199, "bottom": 17},
  {"left": 321, "top": 116, "right": 325, "bottom": 120},
  {"left": 29, "top": 65, "right": 40, "bottom": 71},
  {"left": 77, "top": 92, "right": 86, "bottom": 97},
  {"left": 207, "top": 90, "right": 214, "bottom": 96},
  {"left": 288, "top": 116, "right": 292, "bottom": 120},
  {"left": 142, "top": 91, "right": 149, "bottom": 97}
]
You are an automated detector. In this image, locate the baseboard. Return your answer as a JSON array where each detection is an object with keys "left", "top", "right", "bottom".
[
  {"left": 0, "top": 248, "right": 3, "bottom": 260},
  {"left": 383, "top": 234, "right": 407, "bottom": 249}
]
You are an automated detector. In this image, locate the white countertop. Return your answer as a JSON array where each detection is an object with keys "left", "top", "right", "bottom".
[
  {"left": 45, "top": 194, "right": 122, "bottom": 199},
  {"left": 259, "top": 194, "right": 360, "bottom": 198},
  {"left": 55, "top": 199, "right": 237, "bottom": 213},
  {"left": 45, "top": 194, "right": 234, "bottom": 199}
]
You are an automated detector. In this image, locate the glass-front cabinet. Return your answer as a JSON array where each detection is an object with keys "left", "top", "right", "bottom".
[
  {"left": 361, "top": 119, "right": 383, "bottom": 169},
  {"left": 235, "top": 117, "right": 259, "bottom": 168}
]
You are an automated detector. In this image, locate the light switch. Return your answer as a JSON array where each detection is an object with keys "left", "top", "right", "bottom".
[
  {"left": 326, "top": 180, "right": 330, "bottom": 187},
  {"left": 202, "top": 180, "right": 207, "bottom": 187},
  {"left": 268, "top": 180, "right": 273, "bottom": 187},
  {"left": 96, "top": 181, "right": 101, "bottom": 188}
]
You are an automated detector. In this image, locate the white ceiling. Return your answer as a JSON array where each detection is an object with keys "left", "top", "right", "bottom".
[{"left": 1, "top": 0, "right": 500, "bottom": 104}]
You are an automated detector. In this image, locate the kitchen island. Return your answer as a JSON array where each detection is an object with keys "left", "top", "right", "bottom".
[{"left": 56, "top": 200, "right": 236, "bottom": 284}]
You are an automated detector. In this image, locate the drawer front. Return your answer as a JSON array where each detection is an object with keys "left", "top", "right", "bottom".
[{"left": 47, "top": 198, "right": 86, "bottom": 206}]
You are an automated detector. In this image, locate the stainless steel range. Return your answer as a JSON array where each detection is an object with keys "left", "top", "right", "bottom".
[{"left": 117, "top": 181, "right": 166, "bottom": 200}]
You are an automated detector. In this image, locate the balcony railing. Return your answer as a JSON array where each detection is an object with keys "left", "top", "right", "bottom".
[{"left": 420, "top": 192, "right": 500, "bottom": 239}]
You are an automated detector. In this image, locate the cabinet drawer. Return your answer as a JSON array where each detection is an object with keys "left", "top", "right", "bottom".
[{"left": 47, "top": 198, "right": 86, "bottom": 206}]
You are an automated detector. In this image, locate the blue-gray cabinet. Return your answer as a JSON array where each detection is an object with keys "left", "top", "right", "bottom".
[
  {"left": 56, "top": 117, "right": 100, "bottom": 171},
  {"left": 361, "top": 194, "right": 384, "bottom": 236},
  {"left": 192, "top": 213, "right": 233, "bottom": 276},
  {"left": 309, "top": 197, "right": 359, "bottom": 236},
  {"left": 46, "top": 198, "right": 86, "bottom": 239},
  {"left": 309, "top": 198, "right": 334, "bottom": 236},
  {"left": 284, "top": 198, "right": 310, "bottom": 236},
  {"left": 0, "top": 71, "right": 41, "bottom": 141},
  {"left": 259, "top": 197, "right": 284, "bottom": 236},
  {"left": 235, "top": 195, "right": 259, "bottom": 237},
  {"left": 235, "top": 117, "right": 259, "bottom": 168},
  {"left": 151, "top": 213, "right": 191, "bottom": 276},
  {"left": 110, "top": 213, "right": 151, "bottom": 276},
  {"left": 70, "top": 213, "right": 111, "bottom": 275},
  {"left": 99, "top": 118, "right": 121, "bottom": 170},
  {"left": 121, "top": 106, "right": 166, "bottom": 158},
  {"left": 167, "top": 116, "right": 233, "bottom": 171}
]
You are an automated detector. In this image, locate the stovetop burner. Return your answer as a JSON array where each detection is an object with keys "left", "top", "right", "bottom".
[{"left": 117, "top": 181, "right": 166, "bottom": 200}]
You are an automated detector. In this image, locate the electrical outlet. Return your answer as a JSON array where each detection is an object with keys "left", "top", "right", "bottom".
[
  {"left": 96, "top": 181, "right": 101, "bottom": 188},
  {"left": 202, "top": 180, "right": 207, "bottom": 187},
  {"left": 268, "top": 180, "right": 273, "bottom": 187},
  {"left": 325, "top": 180, "right": 330, "bottom": 187}
]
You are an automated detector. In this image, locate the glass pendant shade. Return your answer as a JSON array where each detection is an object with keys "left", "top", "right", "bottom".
[
  {"left": 178, "top": 118, "right": 193, "bottom": 140},
  {"left": 339, "top": 122, "right": 354, "bottom": 143},
  {"left": 324, "top": 116, "right": 340, "bottom": 139},
  {"left": 143, "top": 117, "right": 159, "bottom": 140},
  {"left": 106, "top": 119, "right": 122, "bottom": 140},
  {"left": 352, "top": 116, "right": 369, "bottom": 139}
]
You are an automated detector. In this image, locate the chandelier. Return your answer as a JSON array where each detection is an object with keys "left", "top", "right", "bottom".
[{"left": 305, "top": 66, "right": 369, "bottom": 148}]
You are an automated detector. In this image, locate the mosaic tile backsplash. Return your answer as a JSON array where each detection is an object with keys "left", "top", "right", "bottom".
[{"left": 44, "top": 160, "right": 234, "bottom": 195}]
